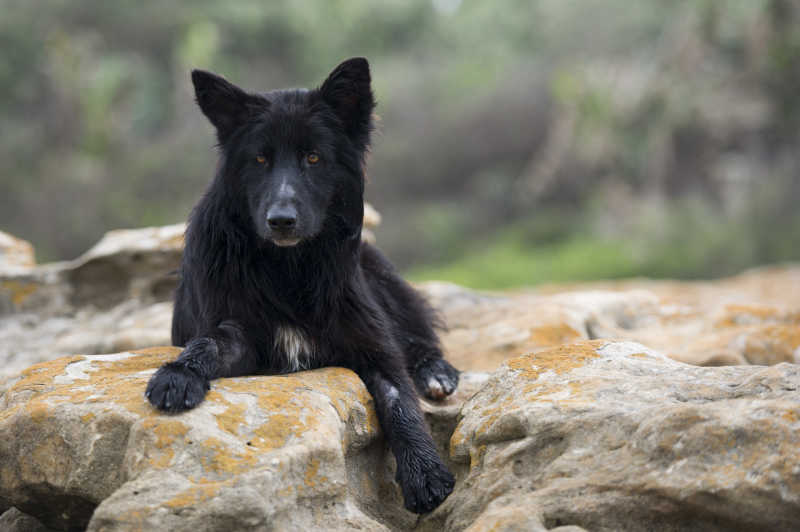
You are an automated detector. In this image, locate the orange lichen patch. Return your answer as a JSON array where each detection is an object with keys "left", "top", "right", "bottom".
[
  {"left": 452, "top": 342, "right": 606, "bottom": 452},
  {"left": 214, "top": 383, "right": 310, "bottom": 453},
  {"left": 27, "top": 403, "right": 53, "bottom": 424},
  {"left": 739, "top": 325, "right": 800, "bottom": 365},
  {"left": 2, "top": 350, "right": 184, "bottom": 428},
  {"left": 304, "top": 457, "right": 329, "bottom": 488},
  {"left": 198, "top": 437, "right": 258, "bottom": 475},
  {"left": 216, "top": 367, "right": 379, "bottom": 444},
  {"left": 80, "top": 412, "right": 95, "bottom": 423},
  {"left": 163, "top": 482, "right": 225, "bottom": 509},
  {"left": 148, "top": 419, "right": 189, "bottom": 449},
  {"left": 449, "top": 427, "right": 466, "bottom": 452},
  {"left": 207, "top": 391, "right": 247, "bottom": 436},
  {"left": 67, "top": 350, "right": 180, "bottom": 417},
  {"left": 781, "top": 410, "right": 800, "bottom": 424},
  {"left": 7, "top": 355, "right": 85, "bottom": 394},
  {"left": 527, "top": 324, "right": 582, "bottom": 347},
  {"left": 468, "top": 444, "right": 488, "bottom": 472},
  {"left": 629, "top": 352, "right": 651, "bottom": 359},
  {"left": 0, "top": 356, "right": 86, "bottom": 423},
  {"left": 252, "top": 412, "right": 308, "bottom": 451},
  {"left": 455, "top": 394, "right": 520, "bottom": 448},
  {"left": 138, "top": 418, "right": 189, "bottom": 469},
  {"left": 519, "top": 380, "right": 586, "bottom": 404},
  {"left": 0, "top": 279, "right": 39, "bottom": 307},
  {"left": 131, "top": 346, "right": 183, "bottom": 357},
  {"left": 506, "top": 340, "right": 603, "bottom": 381}
]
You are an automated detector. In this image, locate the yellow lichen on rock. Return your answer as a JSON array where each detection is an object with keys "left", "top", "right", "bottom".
[
  {"left": 506, "top": 340, "right": 602, "bottom": 380},
  {"left": 0, "top": 279, "right": 39, "bottom": 307},
  {"left": 139, "top": 418, "right": 190, "bottom": 468},
  {"left": 443, "top": 340, "right": 800, "bottom": 532},
  {"left": 163, "top": 482, "right": 225, "bottom": 509},
  {"left": 451, "top": 341, "right": 606, "bottom": 461},
  {"left": 527, "top": 323, "right": 582, "bottom": 347},
  {"left": 0, "top": 347, "right": 392, "bottom": 531}
]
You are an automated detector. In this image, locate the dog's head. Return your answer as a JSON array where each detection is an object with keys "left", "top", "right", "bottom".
[{"left": 192, "top": 58, "right": 374, "bottom": 247}]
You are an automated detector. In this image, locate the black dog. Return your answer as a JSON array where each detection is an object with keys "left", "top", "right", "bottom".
[{"left": 145, "top": 58, "right": 459, "bottom": 513}]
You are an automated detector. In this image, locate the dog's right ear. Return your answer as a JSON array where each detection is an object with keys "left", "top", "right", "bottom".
[{"left": 191, "top": 70, "right": 264, "bottom": 144}]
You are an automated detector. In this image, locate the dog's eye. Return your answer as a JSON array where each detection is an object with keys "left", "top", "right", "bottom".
[
  {"left": 256, "top": 155, "right": 267, "bottom": 165},
  {"left": 306, "top": 152, "right": 320, "bottom": 165}
]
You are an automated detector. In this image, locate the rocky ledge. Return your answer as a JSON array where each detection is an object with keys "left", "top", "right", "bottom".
[
  {"left": 1, "top": 225, "right": 799, "bottom": 530},
  {"left": 2, "top": 340, "right": 800, "bottom": 531},
  {"left": 2, "top": 224, "right": 799, "bottom": 383}
]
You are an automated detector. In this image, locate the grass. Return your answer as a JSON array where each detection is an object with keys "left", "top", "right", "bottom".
[
  {"left": 407, "top": 232, "right": 642, "bottom": 290},
  {"left": 405, "top": 198, "right": 800, "bottom": 290}
]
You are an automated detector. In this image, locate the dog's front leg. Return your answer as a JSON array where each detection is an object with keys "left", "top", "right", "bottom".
[
  {"left": 359, "top": 366, "right": 455, "bottom": 514},
  {"left": 146, "top": 320, "right": 257, "bottom": 412}
]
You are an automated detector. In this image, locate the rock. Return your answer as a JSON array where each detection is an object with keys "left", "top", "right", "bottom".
[
  {"left": 363, "top": 203, "right": 382, "bottom": 229},
  {"left": 441, "top": 340, "right": 800, "bottom": 531},
  {"left": 5, "top": 340, "right": 799, "bottom": 531},
  {"left": 422, "top": 282, "right": 661, "bottom": 371},
  {"left": 0, "top": 507, "right": 57, "bottom": 532},
  {"left": 0, "top": 347, "right": 485, "bottom": 531},
  {"left": 0, "top": 348, "right": 384, "bottom": 531},
  {"left": 65, "top": 224, "right": 186, "bottom": 309},
  {"left": 0, "top": 231, "right": 35, "bottom": 271},
  {"left": 0, "top": 224, "right": 186, "bottom": 317},
  {"left": 421, "top": 266, "right": 800, "bottom": 372}
]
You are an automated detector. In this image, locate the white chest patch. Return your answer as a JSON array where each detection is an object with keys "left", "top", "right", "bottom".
[{"left": 274, "top": 325, "right": 314, "bottom": 372}]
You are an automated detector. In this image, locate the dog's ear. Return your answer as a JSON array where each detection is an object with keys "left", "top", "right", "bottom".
[
  {"left": 319, "top": 58, "right": 375, "bottom": 148},
  {"left": 191, "top": 70, "right": 264, "bottom": 144}
]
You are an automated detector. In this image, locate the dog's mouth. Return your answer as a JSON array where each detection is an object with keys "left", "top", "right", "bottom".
[{"left": 272, "top": 237, "right": 301, "bottom": 247}]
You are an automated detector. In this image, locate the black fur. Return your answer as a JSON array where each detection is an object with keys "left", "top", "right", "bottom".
[{"left": 145, "top": 58, "right": 459, "bottom": 513}]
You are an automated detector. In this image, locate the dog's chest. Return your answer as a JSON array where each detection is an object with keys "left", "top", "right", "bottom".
[{"left": 274, "top": 324, "right": 315, "bottom": 372}]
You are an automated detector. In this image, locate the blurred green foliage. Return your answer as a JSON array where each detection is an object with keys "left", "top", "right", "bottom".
[{"left": 0, "top": 0, "right": 798, "bottom": 288}]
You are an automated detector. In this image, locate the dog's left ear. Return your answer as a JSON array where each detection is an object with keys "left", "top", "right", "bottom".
[{"left": 319, "top": 58, "right": 375, "bottom": 148}]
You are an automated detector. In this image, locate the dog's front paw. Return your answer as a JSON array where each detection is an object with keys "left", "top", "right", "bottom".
[
  {"left": 145, "top": 361, "right": 209, "bottom": 413},
  {"left": 396, "top": 452, "right": 455, "bottom": 514},
  {"left": 414, "top": 357, "right": 460, "bottom": 401}
]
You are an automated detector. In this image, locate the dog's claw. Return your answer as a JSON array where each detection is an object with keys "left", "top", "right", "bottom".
[{"left": 414, "top": 358, "right": 460, "bottom": 401}]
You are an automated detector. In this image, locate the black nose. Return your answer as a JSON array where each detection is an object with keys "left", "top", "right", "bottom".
[{"left": 267, "top": 207, "right": 297, "bottom": 230}]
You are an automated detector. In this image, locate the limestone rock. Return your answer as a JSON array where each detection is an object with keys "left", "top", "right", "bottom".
[
  {"left": 423, "top": 281, "right": 660, "bottom": 372},
  {"left": 0, "top": 224, "right": 186, "bottom": 318},
  {"left": 0, "top": 348, "right": 393, "bottom": 531},
  {"left": 441, "top": 340, "right": 800, "bottom": 531},
  {"left": 0, "top": 508, "right": 57, "bottom": 532},
  {"left": 0, "top": 231, "right": 35, "bottom": 271},
  {"left": 422, "top": 266, "right": 800, "bottom": 372},
  {"left": 3, "top": 339, "right": 800, "bottom": 530},
  {"left": 0, "top": 346, "right": 486, "bottom": 532},
  {"left": 363, "top": 203, "right": 382, "bottom": 229}
]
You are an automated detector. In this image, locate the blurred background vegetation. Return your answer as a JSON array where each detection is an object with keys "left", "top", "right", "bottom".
[{"left": 1, "top": 0, "right": 798, "bottom": 289}]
